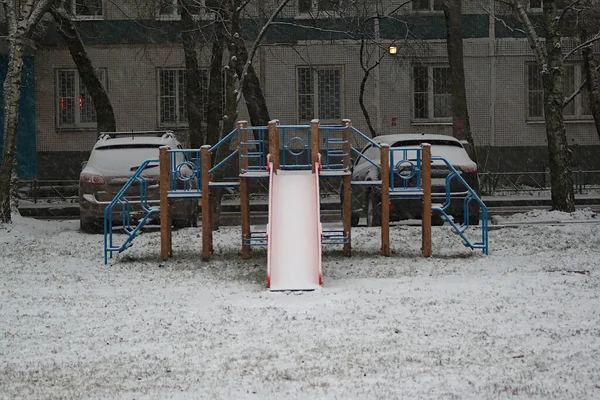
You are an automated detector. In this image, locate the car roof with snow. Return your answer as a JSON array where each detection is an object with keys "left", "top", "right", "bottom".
[
  {"left": 371, "top": 133, "right": 463, "bottom": 147},
  {"left": 93, "top": 132, "right": 179, "bottom": 150}
]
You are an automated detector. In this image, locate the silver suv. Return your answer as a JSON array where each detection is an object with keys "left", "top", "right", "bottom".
[{"left": 79, "top": 131, "right": 198, "bottom": 233}]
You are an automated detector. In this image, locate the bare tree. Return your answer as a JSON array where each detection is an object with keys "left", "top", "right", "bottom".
[
  {"left": 1, "top": 0, "right": 56, "bottom": 223},
  {"left": 49, "top": 0, "right": 116, "bottom": 134},
  {"left": 442, "top": 0, "right": 476, "bottom": 162},
  {"left": 510, "top": 0, "right": 575, "bottom": 212},
  {"left": 180, "top": 0, "right": 206, "bottom": 148}
]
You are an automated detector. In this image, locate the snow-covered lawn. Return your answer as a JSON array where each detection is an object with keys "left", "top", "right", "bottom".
[{"left": 1, "top": 212, "right": 599, "bottom": 399}]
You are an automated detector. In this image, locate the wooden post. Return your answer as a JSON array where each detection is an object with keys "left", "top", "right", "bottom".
[
  {"left": 342, "top": 119, "right": 352, "bottom": 256},
  {"left": 310, "top": 119, "right": 320, "bottom": 173},
  {"left": 201, "top": 145, "right": 212, "bottom": 261},
  {"left": 239, "top": 121, "right": 251, "bottom": 259},
  {"left": 380, "top": 144, "right": 390, "bottom": 257},
  {"left": 421, "top": 143, "right": 432, "bottom": 257},
  {"left": 342, "top": 174, "right": 352, "bottom": 257},
  {"left": 268, "top": 120, "right": 280, "bottom": 171},
  {"left": 159, "top": 146, "right": 172, "bottom": 260},
  {"left": 341, "top": 119, "right": 352, "bottom": 170}
]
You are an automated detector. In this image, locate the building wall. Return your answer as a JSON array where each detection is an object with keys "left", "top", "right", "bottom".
[{"left": 32, "top": 0, "right": 600, "bottom": 178}]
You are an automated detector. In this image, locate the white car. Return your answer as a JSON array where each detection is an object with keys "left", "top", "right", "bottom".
[
  {"left": 345, "top": 133, "right": 480, "bottom": 226},
  {"left": 79, "top": 131, "right": 198, "bottom": 233}
]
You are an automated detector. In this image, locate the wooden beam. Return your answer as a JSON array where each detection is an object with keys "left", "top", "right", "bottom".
[
  {"left": 201, "top": 145, "right": 212, "bottom": 261},
  {"left": 380, "top": 144, "right": 390, "bottom": 256},
  {"left": 159, "top": 146, "right": 172, "bottom": 260},
  {"left": 310, "top": 119, "right": 320, "bottom": 173},
  {"left": 239, "top": 121, "right": 251, "bottom": 259},
  {"left": 268, "top": 120, "right": 280, "bottom": 171},
  {"left": 421, "top": 143, "right": 432, "bottom": 257}
]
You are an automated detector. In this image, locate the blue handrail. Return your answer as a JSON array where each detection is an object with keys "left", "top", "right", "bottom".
[
  {"left": 430, "top": 156, "right": 489, "bottom": 255},
  {"left": 104, "top": 158, "right": 159, "bottom": 264}
]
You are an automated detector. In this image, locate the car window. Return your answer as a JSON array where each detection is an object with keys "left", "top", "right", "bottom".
[
  {"left": 88, "top": 144, "right": 164, "bottom": 173},
  {"left": 359, "top": 146, "right": 380, "bottom": 165}
]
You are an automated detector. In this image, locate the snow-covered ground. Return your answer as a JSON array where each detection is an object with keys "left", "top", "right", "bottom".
[{"left": 1, "top": 211, "right": 599, "bottom": 399}]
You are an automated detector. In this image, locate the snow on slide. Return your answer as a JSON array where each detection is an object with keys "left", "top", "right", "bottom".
[{"left": 267, "top": 167, "right": 322, "bottom": 291}]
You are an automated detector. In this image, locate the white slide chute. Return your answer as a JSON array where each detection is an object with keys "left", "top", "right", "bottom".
[{"left": 267, "top": 165, "right": 322, "bottom": 291}]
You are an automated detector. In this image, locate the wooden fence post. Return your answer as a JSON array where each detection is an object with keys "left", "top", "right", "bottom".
[
  {"left": 310, "top": 119, "right": 320, "bottom": 173},
  {"left": 421, "top": 143, "right": 432, "bottom": 257},
  {"left": 342, "top": 119, "right": 352, "bottom": 256},
  {"left": 239, "top": 121, "right": 251, "bottom": 259},
  {"left": 159, "top": 146, "right": 172, "bottom": 260},
  {"left": 201, "top": 145, "right": 212, "bottom": 261},
  {"left": 268, "top": 120, "right": 280, "bottom": 171},
  {"left": 381, "top": 144, "right": 390, "bottom": 256}
]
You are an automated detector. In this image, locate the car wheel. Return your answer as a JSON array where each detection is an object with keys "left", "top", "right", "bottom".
[
  {"left": 80, "top": 218, "right": 102, "bottom": 234},
  {"left": 351, "top": 213, "right": 360, "bottom": 227},
  {"left": 365, "top": 192, "right": 381, "bottom": 227},
  {"left": 431, "top": 213, "right": 445, "bottom": 226}
]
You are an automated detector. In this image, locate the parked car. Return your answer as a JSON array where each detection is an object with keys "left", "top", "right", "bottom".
[
  {"left": 344, "top": 134, "right": 480, "bottom": 227},
  {"left": 79, "top": 131, "right": 198, "bottom": 233}
]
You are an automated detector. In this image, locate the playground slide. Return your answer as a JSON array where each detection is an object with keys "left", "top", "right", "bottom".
[{"left": 267, "top": 166, "right": 322, "bottom": 291}]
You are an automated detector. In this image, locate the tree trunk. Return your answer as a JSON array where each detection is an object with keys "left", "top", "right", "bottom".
[
  {"left": 358, "top": 38, "right": 377, "bottom": 137},
  {"left": 442, "top": 0, "right": 476, "bottom": 163},
  {"left": 50, "top": 5, "right": 116, "bottom": 134},
  {"left": 209, "top": 39, "right": 238, "bottom": 231},
  {"left": 582, "top": 46, "right": 600, "bottom": 142},
  {"left": 180, "top": 0, "right": 205, "bottom": 149},
  {"left": 228, "top": 1, "right": 270, "bottom": 128},
  {"left": 542, "top": 1, "right": 575, "bottom": 212},
  {"left": 205, "top": 24, "right": 224, "bottom": 147},
  {"left": 0, "top": 36, "right": 26, "bottom": 223}
]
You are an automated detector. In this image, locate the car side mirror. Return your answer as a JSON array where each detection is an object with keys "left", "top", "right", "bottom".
[{"left": 81, "top": 161, "right": 88, "bottom": 170}]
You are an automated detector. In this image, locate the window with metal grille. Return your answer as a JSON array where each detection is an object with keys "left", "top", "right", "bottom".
[
  {"left": 73, "top": 0, "right": 103, "bottom": 18},
  {"left": 412, "top": 0, "right": 443, "bottom": 11},
  {"left": 298, "top": 0, "right": 341, "bottom": 13},
  {"left": 56, "top": 69, "right": 106, "bottom": 128},
  {"left": 528, "top": 63, "right": 592, "bottom": 119},
  {"left": 297, "top": 66, "right": 342, "bottom": 122},
  {"left": 412, "top": 65, "right": 451, "bottom": 120},
  {"left": 158, "top": 68, "right": 227, "bottom": 127}
]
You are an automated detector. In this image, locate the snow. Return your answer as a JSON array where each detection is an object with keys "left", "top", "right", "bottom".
[
  {"left": 1, "top": 211, "right": 600, "bottom": 398},
  {"left": 493, "top": 207, "right": 597, "bottom": 225}
]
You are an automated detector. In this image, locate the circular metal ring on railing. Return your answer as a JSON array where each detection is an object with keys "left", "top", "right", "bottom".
[
  {"left": 176, "top": 161, "right": 198, "bottom": 182},
  {"left": 394, "top": 160, "right": 416, "bottom": 180},
  {"left": 286, "top": 137, "right": 306, "bottom": 156}
]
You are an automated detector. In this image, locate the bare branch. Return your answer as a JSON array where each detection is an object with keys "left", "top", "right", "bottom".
[
  {"left": 235, "top": 0, "right": 290, "bottom": 104},
  {"left": 511, "top": 0, "right": 546, "bottom": 64},
  {"left": 476, "top": 0, "right": 527, "bottom": 35},
  {"left": 563, "top": 32, "right": 600, "bottom": 61},
  {"left": 236, "top": 0, "right": 252, "bottom": 14},
  {"left": 2, "top": 0, "right": 18, "bottom": 33},
  {"left": 563, "top": 63, "right": 600, "bottom": 107}
]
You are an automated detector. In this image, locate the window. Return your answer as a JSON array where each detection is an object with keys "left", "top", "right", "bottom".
[
  {"left": 57, "top": 69, "right": 106, "bottom": 129},
  {"left": 412, "top": 65, "right": 451, "bottom": 120},
  {"left": 297, "top": 66, "right": 343, "bottom": 122},
  {"left": 298, "top": 0, "right": 341, "bottom": 14},
  {"left": 158, "top": 0, "right": 207, "bottom": 19},
  {"left": 412, "top": 0, "right": 443, "bottom": 11},
  {"left": 527, "top": 63, "right": 591, "bottom": 119},
  {"left": 158, "top": 68, "right": 226, "bottom": 127},
  {"left": 72, "top": 0, "right": 103, "bottom": 19},
  {"left": 528, "top": 0, "right": 571, "bottom": 11}
]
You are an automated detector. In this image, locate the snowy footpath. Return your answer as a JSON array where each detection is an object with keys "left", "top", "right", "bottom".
[{"left": 1, "top": 211, "right": 599, "bottom": 399}]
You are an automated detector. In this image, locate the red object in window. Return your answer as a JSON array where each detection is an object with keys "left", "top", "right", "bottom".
[
  {"left": 61, "top": 98, "right": 65, "bottom": 109},
  {"left": 391, "top": 117, "right": 397, "bottom": 127},
  {"left": 79, "top": 98, "right": 83, "bottom": 108}
]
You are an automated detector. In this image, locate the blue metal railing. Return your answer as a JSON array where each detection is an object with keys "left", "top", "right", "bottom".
[
  {"left": 430, "top": 156, "right": 489, "bottom": 255},
  {"left": 280, "top": 125, "right": 311, "bottom": 170},
  {"left": 104, "top": 158, "right": 160, "bottom": 264}
]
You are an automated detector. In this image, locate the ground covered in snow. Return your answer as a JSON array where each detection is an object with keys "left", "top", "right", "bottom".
[{"left": 1, "top": 212, "right": 599, "bottom": 399}]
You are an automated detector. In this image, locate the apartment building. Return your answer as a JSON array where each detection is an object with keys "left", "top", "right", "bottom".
[{"left": 2, "top": 0, "right": 599, "bottom": 180}]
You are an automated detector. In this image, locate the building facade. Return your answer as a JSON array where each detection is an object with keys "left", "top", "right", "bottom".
[{"left": 3, "top": 0, "right": 599, "bottom": 179}]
